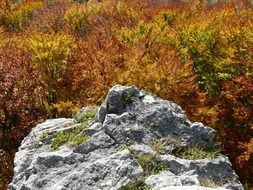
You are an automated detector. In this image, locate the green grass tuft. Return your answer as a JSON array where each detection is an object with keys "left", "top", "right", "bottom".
[
  {"left": 201, "top": 178, "right": 220, "bottom": 188},
  {"left": 122, "top": 92, "right": 135, "bottom": 104},
  {"left": 136, "top": 154, "right": 167, "bottom": 177},
  {"left": 51, "top": 107, "right": 98, "bottom": 150},
  {"left": 51, "top": 123, "right": 89, "bottom": 151},
  {"left": 175, "top": 147, "right": 220, "bottom": 160},
  {"left": 199, "top": 177, "right": 229, "bottom": 188},
  {"left": 152, "top": 137, "right": 182, "bottom": 154},
  {"left": 74, "top": 107, "right": 98, "bottom": 124},
  {"left": 119, "top": 181, "right": 151, "bottom": 190}
]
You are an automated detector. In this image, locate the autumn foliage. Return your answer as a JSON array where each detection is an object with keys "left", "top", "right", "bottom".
[{"left": 0, "top": 0, "right": 253, "bottom": 189}]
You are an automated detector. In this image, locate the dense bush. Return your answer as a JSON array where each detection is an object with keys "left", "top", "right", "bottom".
[
  {"left": 0, "top": 37, "right": 45, "bottom": 189},
  {"left": 0, "top": 0, "right": 43, "bottom": 31},
  {"left": 28, "top": 33, "right": 75, "bottom": 104},
  {"left": 0, "top": 0, "right": 253, "bottom": 189},
  {"left": 64, "top": 2, "right": 101, "bottom": 35}
]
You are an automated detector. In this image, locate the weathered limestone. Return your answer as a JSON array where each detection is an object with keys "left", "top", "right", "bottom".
[{"left": 8, "top": 85, "right": 243, "bottom": 190}]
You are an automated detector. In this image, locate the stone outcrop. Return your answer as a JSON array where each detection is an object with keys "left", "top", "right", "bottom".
[{"left": 8, "top": 85, "right": 243, "bottom": 190}]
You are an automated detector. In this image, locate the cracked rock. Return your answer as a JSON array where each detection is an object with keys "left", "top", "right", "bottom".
[{"left": 8, "top": 85, "right": 243, "bottom": 190}]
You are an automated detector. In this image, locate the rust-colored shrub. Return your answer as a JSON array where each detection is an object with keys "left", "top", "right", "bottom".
[
  {"left": 27, "top": 1, "right": 71, "bottom": 33},
  {"left": 0, "top": 46, "right": 45, "bottom": 189},
  {"left": 216, "top": 76, "right": 253, "bottom": 184}
]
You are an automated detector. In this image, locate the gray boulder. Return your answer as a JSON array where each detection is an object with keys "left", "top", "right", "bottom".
[{"left": 8, "top": 85, "right": 243, "bottom": 190}]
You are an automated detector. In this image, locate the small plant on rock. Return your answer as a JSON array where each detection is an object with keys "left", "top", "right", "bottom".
[
  {"left": 51, "top": 107, "right": 98, "bottom": 150},
  {"left": 122, "top": 92, "right": 135, "bottom": 104},
  {"left": 175, "top": 147, "right": 220, "bottom": 160},
  {"left": 136, "top": 154, "right": 167, "bottom": 177},
  {"left": 118, "top": 138, "right": 133, "bottom": 152},
  {"left": 152, "top": 137, "right": 182, "bottom": 155},
  {"left": 152, "top": 139, "right": 165, "bottom": 154},
  {"left": 51, "top": 123, "right": 89, "bottom": 151},
  {"left": 199, "top": 177, "right": 227, "bottom": 188},
  {"left": 74, "top": 107, "right": 98, "bottom": 124},
  {"left": 119, "top": 181, "right": 151, "bottom": 190}
]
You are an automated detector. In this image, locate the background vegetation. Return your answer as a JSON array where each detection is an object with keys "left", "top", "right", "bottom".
[{"left": 0, "top": 0, "right": 252, "bottom": 189}]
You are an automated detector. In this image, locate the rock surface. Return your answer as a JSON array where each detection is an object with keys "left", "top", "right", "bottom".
[{"left": 8, "top": 85, "right": 243, "bottom": 190}]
